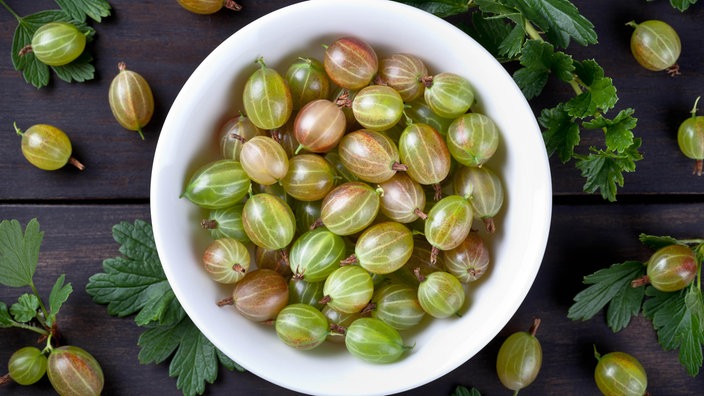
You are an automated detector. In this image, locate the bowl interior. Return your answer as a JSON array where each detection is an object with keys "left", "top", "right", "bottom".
[{"left": 151, "top": 1, "right": 552, "bottom": 395}]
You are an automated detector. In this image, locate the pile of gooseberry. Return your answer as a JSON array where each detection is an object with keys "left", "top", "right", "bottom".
[{"left": 182, "top": 36, "right": 505, "bottom": 363}]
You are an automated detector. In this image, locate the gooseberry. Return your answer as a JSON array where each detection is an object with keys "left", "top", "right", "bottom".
[
  {"left": 8, "top": 346, "right": 47, "bottom": 386},
  {"left": 627, "top": 20, "right": 681, "bottom": 75},
  {"left": 14, "top": 123, "right": 84, "bottom": 171},
  {"left": 677, "top": 96, "right": 704, "bottom": 175},
  {"left": 496, "top": 318, "right": 543, "bottom": 394},
  {"left": 30, "top": 22, "right": 86, "bottom": 66},
  {"left": 47, "top": 345, "right": 104, "bottom": 396},
  {"left": 594, "top": 349, "right": 648, "bottom": 396},
  {"left": 108, "top": 62, "right": 154, "bottom": 139}
]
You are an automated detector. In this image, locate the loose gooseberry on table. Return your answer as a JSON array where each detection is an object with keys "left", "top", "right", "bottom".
[
  {"left": 627, "top": 19, "right": 681, "bottom": 76},
  {"left": 677, "top": 96, "right": 704, "bottom": 176},
  {"left": 180, "top": 34, "right": 508, "bottom": 363}
]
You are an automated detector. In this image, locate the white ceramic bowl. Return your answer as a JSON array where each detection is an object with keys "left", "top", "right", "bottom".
[{"left": 151, "top": 1, "right": 552, "bottom": 395}]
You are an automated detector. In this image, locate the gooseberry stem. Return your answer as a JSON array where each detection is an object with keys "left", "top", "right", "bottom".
[{"left": 690, "top": 96, "right": 701, "bottom": 119}]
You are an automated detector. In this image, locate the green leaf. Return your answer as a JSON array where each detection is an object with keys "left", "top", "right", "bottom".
[
  {"left": 606, "top": 277, "right": 645, "bottom": 332},
  {"left": 393, "top": 0, "right": 470, "bottom": 17},
  {"left": 575, "top": 138, "right": 643, "bottom": 202},
  {"left": 539, "top": 103, "right": 580, "bottom": 162},
  {"left": 461, "top": 14, "right": 516, "bottom": 61},
  {"left": 0, "top": 302, "right": 14, "bottom": 328},
  {"left": 669, "top": 0, "right": 699, "bottom": 12},
  {"left": 565, "top": 60, "right": 618, "bottom": 118},
  {"left": 508, "top": 0, "right": 597, "bottom": 47},
  {"left": 568, "top": 261, "right": 645, "bottom": 325},
  {"left": 12, "top": 10, "right": 97, "bottom": 88},
  {"left": 643, "top": 286, "right": 704, "bottom": 376},
  {"left": 47, "top": 274, "right": 73, "bottom": 327},
  {"left": 0, "top": 218, "right": 43, "bottom": 288},
  {"left": 86, "top": 220, "right": 183, "bottom": 326},
  {"left": 10, "top": 293, "right": 40, "bottom": 323},
  {"left": 138, "top": 317, "right": 236, "bottom": 396},
  {"left": 452, "top": 385, "right": 482, "bottom": 396},
  {"left": 54, "top": 0, "right": 112, "bottom": 22},
  {"left": 638, "top": 234, "right": 681, "bottom": 251},
  {"left": 583, "top": 109, "right": 637, "bottom": 154},
  {"left": 513, "top": 40, "right": 574, "bottom": 99},
  {"left": 88, "top": 220, "right": 241, "bottom": 395}
]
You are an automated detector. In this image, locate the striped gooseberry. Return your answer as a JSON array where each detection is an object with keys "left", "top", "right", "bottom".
[
  {"left": 377, "top": 172, "right": 427, "bottom": 223},
  {"left": 398, "top": 122, "right": 451, "bottom": 196},
  {"left": 677, "top": 96, "right": 704, "bottom": 175},
  {"left": 239, "top": 135, "right": 289, "bottom": 185},
  {"left": 446, "top": 112, "right": 500, "bottom": 167},
  {"left": 351, "top": 221, "right": 414, "bottom": 275},
  {"left": 320, "top": 181, "right": 381, "bottom": 236},
  {"left": 321, "top": 265, "right": 374, "bottom": 314},
  {"left": 496, "top": 318, "right": 543, "bottom": 393},
  {"left": 108, "top": 62, "right": 155, "bottom": 139},
  {"left": 645, "top": 244, "right": 697, "bottom": 292},
  {"left": 47, "top": 345, "right": 104, "bottom": 396},
  {"left": 8, "top": 346, "right": 47, "bottom": 386},
  {"left": 442, "top": 232, "right": 490, "bottom": 283},
  {"left": 177, "top": 0, "right": 242, "bottom": 14},
  {"left": 222, "top": 269, "right": 289, "bottom": 322},
  {"left": 289, "top": 227, "right": 347, "bottom": 282},
  {"left": 344, "top": 317, "right": 413, "bottom": 363},
  {"left": 370, "top": 283, "right": 425, "bottom": 330},
  {"left": 218, "top": 114, "right": 265, "bottom": 160},
  {"left": 275, "top": 303, "right": 329, "bottom": 350},
  {"left": 338, "top": 129, "right": 407, "bottom": 183},
  {"left": 415, "top": 270, "right": 465, "bottom": 318},
  {"left": 286, "top": 57, "right": 330, "bottom": 110},
  {"left": 351, "top": 85, "right": 405, "bottom": 131},
  {"left": 181, "top": 159, "right": 251, "bottom": 209},
  {"left": 243, "top": 57, "right": 293, "bottom": 130},
  {"left": 294, "top": 99, "right": 346, "bottom": 153},
  {"left": 594, "top": 349, "right": 647, "bottom": 396},
  {"left": 202, "top": 238, "right": 250, "bottom": 284},
  {"left": 627, "top": 20, "right": 681, "bottom": 75},
  {"left": 423, "top": 72, "right": 474, "bottom": 119},
  {"left": 281, "top": 153, "right": 335, "bottom": 201},
  {"left": 242, "top": 193, "right": 296, "bottom": 250},
  {"left": 424, "top": 194, "right": 474, "bottom": 263},
  {"left": 453, "top": 165, "right": 504, "bottom": 233},
  {"left": 14, "top": 123, "right": 84, "bottom": 171},
  {"left": 293, "top": 199, "right": 323, "bottom": 234},
  {"left": 201, "top": 204, "right": 249, "bottom": 243},
  {"left": 30, "top": 22, "right": 86, "bottom": 66},
  {"left": 377, "top": 53, "right": 428, "bottom": 102},
  {"left": 323, "top": 36, "right": 378, "bottom": 90}
]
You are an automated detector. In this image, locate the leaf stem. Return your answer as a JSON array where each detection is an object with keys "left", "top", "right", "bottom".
[
  {"left": 524, "top": 20, "right": 543, "bottom": 42},
  {"left": 29, "top": 282, "right": 51, "bottom": 330},
  {"left": 0, "top": 0, "right": 21, "bottom": 22},
  {"left": 12, "top": 320, "right": 50, "bottom": 336}
]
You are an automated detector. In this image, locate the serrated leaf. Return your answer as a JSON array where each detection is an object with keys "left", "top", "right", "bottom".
[
  {"left": 606, "top": 278, "right": 645, "bottom": 332},
  {"left": 669, "top": 0, "right": 699, "bottom": 12},
  {"left": 575, "top": 138, "right": 642, "bottom": 202},
  {"left": 216, "top": 348, "right": 244, "bottom": 372},
  {"left": 638, "top": 234, "right": 681, "bottom": 251},
  {"left": 643, "top": 286, "right": 704, "bottom": 376},
  {"left": 498, "top": 24, "right": 526, "bottom": 59},
  {"left": 138, "top": 317, "right": 234, "bottom": 396},
  {"left": 47, "top": 274, "right": 73, "bottom": 327},
  {"left": 508, "top": 0, "right": 597, "bottom": 47},
  {"left": 0, "top": 218, "right": 43, "bottom": 288},
  {"left": 568, "top": 261, "right": 645, "bottom": 323},
  {"left": 10, "top": 293, "right": 40, "bottom": 323},
  {"left": 539, "top": 103, "right": 580, "bottom": 162},
  {"left": 54, "top": 0, "right": 112, "bottom": 22},
  {"left": 583, "top": 109, "right": 637, "bottom": 153},
  {"left": 513, "top": 40, "right": 574, "bottom": 99},
  {"left": 0, "top": 302, "right": 16, "bottom": 327},
  {"left": 461, "top": 14, "right": 515, "bottom": 62},
  {"left": 565, "top": 60, "right": 618, "bottom": 117},
  {"left": 394, "top": 0, "right": 470, "bottom": 17}
]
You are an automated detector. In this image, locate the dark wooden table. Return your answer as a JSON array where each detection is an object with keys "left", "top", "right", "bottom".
[{"left": 1, "top": 1, "right": 703, "bottom": 395}]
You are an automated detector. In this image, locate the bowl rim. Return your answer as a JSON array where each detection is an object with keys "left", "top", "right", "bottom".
[{"left": 151, "top": 1, "right": 552, "bottom": 395}]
